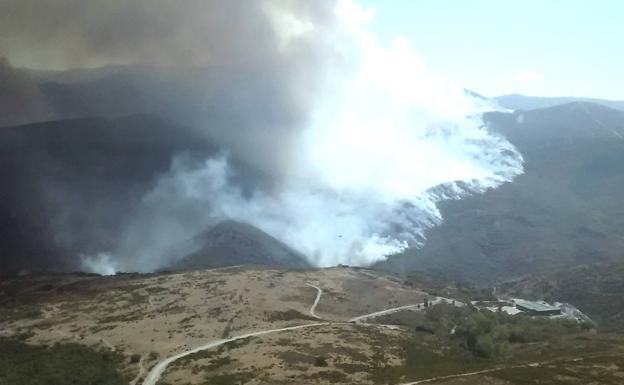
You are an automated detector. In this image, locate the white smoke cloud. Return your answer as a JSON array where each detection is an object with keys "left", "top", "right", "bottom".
[
  {"left": 80, "top": 253, "right": 117, "bottom": 275},
  {"left": 105, "top": 0, "right": 524, "bottom": 272}
]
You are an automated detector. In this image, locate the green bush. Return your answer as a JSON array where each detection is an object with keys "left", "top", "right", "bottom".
[
  {"left": 474, "top": 334, "right": 495, "bottom": 357},
  {"left": 416, "top": 304, "right": 583, "bottom": 360}
]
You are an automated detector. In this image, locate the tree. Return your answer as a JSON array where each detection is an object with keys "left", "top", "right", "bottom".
[{"left": 474, "top": 335, "right": 495, "bottom": 357}]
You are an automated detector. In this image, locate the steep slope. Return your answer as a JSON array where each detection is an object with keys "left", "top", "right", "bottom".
[
  {"left": 167, "top": 220, "right": 311, "bottom": 271},
  {"left": 374, "top": 102, "right": 624, "bottom": 282},
  {"left": 0, "top": 115, "right": 211, "bottom": 274}
]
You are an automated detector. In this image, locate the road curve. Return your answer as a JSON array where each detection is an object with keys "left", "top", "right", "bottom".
[
  {"left": 305, "top": 283, "right": 322, "bottom": 319},
  {"left": 348, "top": 303, "right": 421, "bottom": 323},
  {"left": 140, "top": 286, "right": 465, "bottom": 385},
  {"left": 141, "top": 322, "right": 329, "bottom": 385},
  {"left": 349, "top": 297, "right": 463, "bottom": 323}
]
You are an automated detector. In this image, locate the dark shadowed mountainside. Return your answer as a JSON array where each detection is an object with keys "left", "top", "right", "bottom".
[
  {"left": 374, "top": 102, "right": 624, "bottom": 282},
  {"left": 0, "top": 115, "right": 212, "bottom": 274},
  {"left": 0, "top": 63, "right": 311, "bottom": 274},
  {"left": 495, "top": 94, "right": 624, "bottom": 111},
  {"left": 0, "top": 58, "right": 55, "bottom": 127},
  {"left": 166, "top": 220, "right": 311, "bottom": 271},
  {"left": 34, "top": 65, "right": 217, "bottom": 126}
]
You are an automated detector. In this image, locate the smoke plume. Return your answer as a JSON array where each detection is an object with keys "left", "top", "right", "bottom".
[
  {"left": 0, "top": 0, "right": 524, "bottom": 274},
  {"left": 105, "top": 1, "right": 523, "bottom": 272}
]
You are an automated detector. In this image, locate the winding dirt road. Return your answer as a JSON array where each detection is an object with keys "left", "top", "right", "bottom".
[
  {"left": 139, "top": 286, "right": 464, "bottom": 385},
  {"left": 305, "top": 283, "right": 322, "bottom": 319},
  {"left": 141, "top": 283, "right": 329, "bottom": 385},
  {"left": 349, "top": 297, "right": 463, "bottom": 323},
  {"left": 141, "top": 322, "right": 330, "bottom": 385}
]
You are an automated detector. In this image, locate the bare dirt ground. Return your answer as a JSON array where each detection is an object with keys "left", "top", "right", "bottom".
[
  {"left": 0, "top": 266, "right": 428, "bottom": 383},
  {"left": 158, "top": 323, "right": 407, "bottom": 385},
  {"left": 4, "top": 266, "right": 624, "bottom": 385}
]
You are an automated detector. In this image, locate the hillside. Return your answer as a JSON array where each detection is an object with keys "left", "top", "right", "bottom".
[
  {"left": 167, "top": 220, "right": 311, "bottom": 271},
  {"left": 374, "top": 102, "right": 624, "bottom": 282},
  {"left": 0, "top": 267, "right": 429, "bottom": 384},
  {"left": 35, "top": 65, "right": 215, "bottom": 127},
  {"left": 0, "top": 115, "right": 212, "bottom": 273},
  {"left": 495, "top": 94, "right": 624, "bottom": 111},
  {"left": 2, "top": 267, "right": 623, "bottom": 385}
]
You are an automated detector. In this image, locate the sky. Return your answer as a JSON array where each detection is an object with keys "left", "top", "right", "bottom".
[
  {"left": 1, "top": 0, "right": 622, "bottom": 101},
  {"left": 363, "top": 0, "right": 624, "bottom": 100}
]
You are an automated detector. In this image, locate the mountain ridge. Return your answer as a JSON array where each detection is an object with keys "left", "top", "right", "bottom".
[
  {"left": 495, "top": 93, "right": 624, "bottom": 112},
  {"left": 373, "top": 102, "right": 624, "bottom": 282}
]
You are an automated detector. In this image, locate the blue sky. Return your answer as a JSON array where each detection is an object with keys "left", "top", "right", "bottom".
[{"left": 363, "top": 0, "right": 624, "bottom": 99}]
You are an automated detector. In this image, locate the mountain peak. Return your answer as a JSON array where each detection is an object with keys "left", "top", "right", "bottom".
[{"left": 166, "top": 220, "right": 311, "bottom": 272}]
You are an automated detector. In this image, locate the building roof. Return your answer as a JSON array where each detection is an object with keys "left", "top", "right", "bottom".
[
  {"left": 501, "top": 306, "right": 523, "bottom": 315},
  {"left": 513, "top": 299, "right": 560, "bottom": 312}
]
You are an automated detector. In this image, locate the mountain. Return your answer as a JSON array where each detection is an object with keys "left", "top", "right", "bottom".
[
  {"left": 35, "top": 65, "right": 217, "bottom": 125},
  {"left": 166, "top": 220, "right": 311, "bottom": 271},
  {"left": 0, "top": 114, "right": 308, "bottom": 274},
  {"left": 373, "top": 102, "right": 624, "bottom": 282},
  {"left": 24, "top": 64, "right": 291, "bottom": 145},
  {"left": 0, "top": 63, "right": 303, "bottom": 274},
  {"left": 0, "top": 63, "right": 230, "bottom": 130},
  {"left": 495, "top": 94, "right": 624, "bottom": 111},
  {"left": 0, "top": 115, "right": 212, "bottom": 274}
]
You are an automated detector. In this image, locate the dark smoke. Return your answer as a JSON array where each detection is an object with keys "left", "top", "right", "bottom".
[
  {"left": 0, "top": 0, "right": 523, "bottom": 274},
  {"left": 0, "top": 0, "right": 341, "bottom": 274},
  {"left": 0, "top": 1, "right": 333, "bottom": 68},
  {"left": 0, "top": 0, "right": 339, "bottom": 174}
]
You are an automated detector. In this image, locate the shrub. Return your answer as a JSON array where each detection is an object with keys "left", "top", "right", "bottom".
[
  {"left": 0, "top": 338, "right": 126, "bottom": 385},
  {"left": 314, "top": 356, "right": 329, "bottom": 367}
]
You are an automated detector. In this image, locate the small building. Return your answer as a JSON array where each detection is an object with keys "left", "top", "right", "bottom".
[
  {"left": 512, "top": 299, "right": 561, "bottom": 316},
  {"left": 501, "top": 305, "right": 523, "bottom": 316}
]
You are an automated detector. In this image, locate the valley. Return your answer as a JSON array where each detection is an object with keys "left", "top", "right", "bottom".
[{"left": 3, "top": 2, "right": 624, "bottom": 384}]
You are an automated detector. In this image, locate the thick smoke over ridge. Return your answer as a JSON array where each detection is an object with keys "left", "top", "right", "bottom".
[
  {"left": 0, "top": 0, "right": 524, "bottom": 273},
  {"left": 1, "top": 0, "right": 337, "bottom": 177},
  {"left": 103, "top": 1, "right": 524, "bottom": 272}
]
